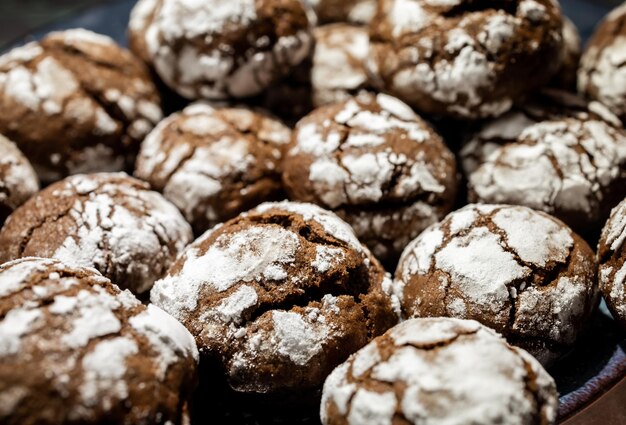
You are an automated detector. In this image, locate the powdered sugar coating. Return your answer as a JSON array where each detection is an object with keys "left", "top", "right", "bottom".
[
  {"left": 135, "top": 103, "right": 290, "bottom": 232},
  {"left": 368, "top": 0, "right": 563, "bottom": 119},
  {"left": 151, "top": 201, "right": 400, "bottom": 393},
  {"left": 0, "top": 258, "right": 198, "bottom": 424},
  {"left": 321, "top": 318, "right": 558, "bottom": 425},
  {"left": 467, "top": 114, "right": 626, "bottom": 232},
  {"left": 0, "top": 134, "right": 38, "bottom": 219},
  {"left": 0, "top": 30, "right": 162, "bottom": 183},
  {"left": 129, "top": 0, "right": 313, "bottom": 99},
  {"left": 284, "top": 92, "right": 457, "bottom": 264},
  {"left": 395, "top": 204, "right": 597, "bottom": 365},
  {"left": 579, "top": 3, "right": 626, "bottom": 124},
  {"left": 598, "top": 199, "right": 626, "bottom": 329},
  {"left": 0, "top": 173, "right": 193, "bottom": 295}
]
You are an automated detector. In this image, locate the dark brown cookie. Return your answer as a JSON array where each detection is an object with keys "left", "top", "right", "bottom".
[
  {"left": 0, "top": 134, "right": 39, "bottom": 225},
  {"left": 135, "top": 103, "right": 290, "bottom": 233},
  {"left": 262, "top": 23, "right": 371, "bottom": 124},
  {"left": 304, "top": 0, "right": 377, "bottom": 24},
  {"left": 150, "top": 201, "right": 401, "bottom": 395},
  {"left": 463, "top": 90, "right": 626, "bottom": 234},
  {"left": 578, "top": 3, "right": 626, "bottom": 125},
  {"left": 598, "top": 199, "right": 626, "bottom": 330},
  {"left": 283, "top": 92, "right": 458, "bottom": 266},
  {"left": 367, "top": 0, "right": 564, "bottom": 119},
  {"left": 0, "top": 29, "right": 162, "bottom": 184},
  {"left": 394, "top": 204, "right": 598, "bottom": 365},
  {"left": 321, "top": 318, "right": 558, "bottom": 425},
  {"left": 0, "top": 257, "right": 198, "bottom": 425},
  {"left": 551, "top": 17, "right": 581, "bottom": 91},
  {"left": 128, "top": 0, "right": 313, "bottom": 100},
  {"left": 0, "top": 173, "right": 193, "bottom": 295}
]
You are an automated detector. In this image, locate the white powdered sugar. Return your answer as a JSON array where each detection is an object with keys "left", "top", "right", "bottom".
[
  {"left": 61, "top": 290, "right": 123, "bottom": 348},
  {"left": 321, "top": 318, "right": 558, "bottom": 425},
  {"left": 0, "top": 308, "right": 42, "bottom": 357},
  {"left": 215, "top": 285, "right": 258, "bottom": 324},
  {"left": 0, "top": 135, "right": 39, "bottom": 211},
  {"left": 152, "top": 225, "right": 299, "bottom": 318},
  {"left": 271, "top": 311, "right": 329, "bottom": 365},
  {"left": 312, "top": 246, "right": 346, "bottom": 273},
  {"left": 80, "top": 337, "right": 139, "bottom": 406}
]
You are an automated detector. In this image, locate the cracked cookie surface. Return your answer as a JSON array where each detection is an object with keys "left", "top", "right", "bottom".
[
  {"left": 320, "top": 318, "right": 558, "bottom": 425},
  {"left": 0, "top": 258, "right": 198, "bottom": 425},
  {"left": 0, "top": 29, "right": 163, "bottom": 183},
  {"left": 598, "top": 199, "right": 626, "bottom": 330},
  {"left": 395, "top": 204, "right": 598, "bottom": 365},
  {"left": 135, "top": 103, "right": 290, "bottom": 234},
  {"left": 0, "top": 173, "right": 193, "bottom": 295},
  {"left": 128, "top": 0, "right": 313, "bottom": 100},
  {"left": 367, "top": 0, "right": 563, "bottom": 119},
  {"left": 283, "top": 92, "right": 457, "bottom": 266},
  {"left": 463, "top": 90, "right": 626, "bottom": 234},
  {"left": 150, "top": 201, "right": 401, "bottom": 394},
  {"left": 0, "top": 134, "right": 39, "bottom": 225},
  {"left": 578, "top": 3, "right": 626, "bottom": 126}
]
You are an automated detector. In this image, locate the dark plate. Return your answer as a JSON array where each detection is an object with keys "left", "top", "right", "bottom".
[{"left": 4, "top": 0, "right": 626, "bottom": 423}]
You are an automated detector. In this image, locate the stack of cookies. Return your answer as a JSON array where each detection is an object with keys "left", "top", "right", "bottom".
[{"left": 1, "top": 1, "right": 625, "bottom": 424}]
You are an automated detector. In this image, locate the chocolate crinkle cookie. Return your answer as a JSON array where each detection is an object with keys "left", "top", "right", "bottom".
[
  {"left": 150, "top": 201, "right": 401, "bottom": 395},
  {"left": 0, "top": 29, "right": 162, "bottom": 184},
  {"left": 303, "top": 0, "right": 377, "bottom": 24},
  {"left": 598, "top": 199, "right": 626, "bottom": 330},
  {"left": 578, "top": 3, "right": 626, "bottom": 125},
  {"left": 321, "top": 318, "right": 558, "bottom": 425},
  {"left": 395, "top": 204, "right": 598, "bottom": 365},
  {"left": 462, "top": 89, "right": 626, "bottom": 234},
  {"left": 129, "top": 0, "right": 313, "bottom": 100},
  {"left": 551, "top": 17, "right": 581, "bottom": 91},
  {"left": 0, "top": 134, "right": 39, "bottom": 225},
  {"left": 0, "top": 258, "right": 198, "bottom": 425},
  {"left": 262, "top": 23, "right": 371, "bottom": 124},
  {"left": 283, "top": 92, "right": 458, "bottom": 266},
  {"left": 367, "top": 0, "right": 564, "bottom": 119},
  {"left": 135, "top": 103, "right": 290, "bottom": 233},
  {"left": 0, "top": 173, "right": 193, "bottom": 295}
]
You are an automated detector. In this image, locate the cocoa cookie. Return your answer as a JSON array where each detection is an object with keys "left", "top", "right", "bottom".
[
  {"left": 0, "top": 134, "right": 39, "bottom": 225},
  {"left": 0, "top": 173, "right": 192, "bottom": 295},
  {"left": 464, "top": 94, "right": 626, "bottom": 234},
  {"left": 128, "top": 0, "right": 313, "bottom": 100},
  {"left": 150, "top": 201, "right": 401, "bottom": 395},
  {"left": 551, "top": 17, "right": 581, "bottom": 91},
  {"left": 0, "top": 29, "right": 162, "bottom": 184},
  {"left": 0, "top": 257, "right": 198, "bottom": 425},
  {"left": 367, "top": 0, "right": 564, "bottom": 119},
  {"left": 598, "top": 199, "right": 626, "bottom": 330},
  {"left": 395, "top": 204, "right": 598, "bottom": 365},
  {"left": 263, "top": 23, "right": 371, "bottom": 124},
  {"left": 135, "top": 103, "right": 290, "bottom": 233},
  {"left": 321, "top": 318, "right": 558, "bottom": 425},
  {"left": 303, "top": 0, "right": 377, "bottom": 24},
  {"left": 283, "top": 93, "right": 458, "bottom": 266},
  {"left": 579, "top": 3, "right": 626, "bottom": 125}
]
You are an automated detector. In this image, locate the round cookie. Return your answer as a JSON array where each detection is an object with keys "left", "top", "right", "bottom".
[
  {"left": 367, "top": 0, "right": 564, "bottom": 119},
  {"left": 128, "top": 0, "right": 313, "bottom": 100},
  {"left": 283, "top": 92, "right": 458, "bottom": 266},
  {"left": 578, "top": 3, "right": 626, "bottom": 125},
  {"left": 262, "top": 23, "right": 371, "bottom": 124},
  {"left": 0, "top": 257, "right": 198, "bottom": 425},
  {"left": 0, "top": 29, "right": 162, "bottom": 183},
  {"left": 0, "top": 134, "right": 39, "bottom": 225},
  {"left": 395, "top": 204, "right": 598, "bottom": 365},
  {"left": 150, "top": 201, "right": 401, "bottom": 395},
  {"left": 321, "top": 318, "right": 558, "bottom": 425},
  {"left": 598, "top": 199, "right": 626, "bottom": 330},
  {"left": 551, "top": 17, "right": 581, "bottom": 91},
  {"left": 303, "top": 0, "right": 377, "bottom": 24},
  {"left": 0, "top": 173, "right": 193, "bottom": 295},
  {"left": 135, "top": 103, "right": 290, "bottom": 233},
  {"left": 464, "top": 92, "right": 626, "bottom": 234}
]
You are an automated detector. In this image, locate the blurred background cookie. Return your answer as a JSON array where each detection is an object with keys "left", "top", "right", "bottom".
[
  {"left": 0, "top": 134, "right": 38, "bottom": 225},
  {"left": 599, "top": 198, "right": 626, "bottom": 331}
]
